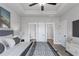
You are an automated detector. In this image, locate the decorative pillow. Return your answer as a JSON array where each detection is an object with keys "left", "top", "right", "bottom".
[
  {"left": 0, "top": 37, "right": 16, "bottom": 54},
  {"left": 1, "top": 40, "right": 9, "bottom": 48},
  {"left": 4, "top": 38, "right": 15, "bottom": 47},
  {"left": 0, "top": 40, "right": 8, "bottom": 54},
  {"left": 0, "top": 38, "right": 15, "bottom": 48},
  {"left": 0, "top": 43, "right": 5, "bottom": 54},
  {"left": 13, "top": 37, "right": 20, "bottom": 45}
]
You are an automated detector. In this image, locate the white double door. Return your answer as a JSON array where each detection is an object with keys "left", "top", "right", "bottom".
[
  {"left": 28, "top": 23, "right": 54, "bottom": 42},
  {"left": 28, "top": 23, "right": 47, "bottom": 42}
]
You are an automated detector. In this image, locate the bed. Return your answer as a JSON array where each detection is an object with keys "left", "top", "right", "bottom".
[
  {"left": 0, "top": 30, "right": 32, "bottom": 56},
  {"left": 0, "top": 42, "right": 31, "bottom": 56}
]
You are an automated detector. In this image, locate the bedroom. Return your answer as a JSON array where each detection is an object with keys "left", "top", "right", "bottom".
[{"left": 0, "top": 3, "right": 79, "bottom": 56}]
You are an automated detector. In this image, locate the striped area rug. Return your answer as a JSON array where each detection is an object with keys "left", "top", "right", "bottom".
[{"left": 33, "top": 42, "right": 55, "bottom": 56}]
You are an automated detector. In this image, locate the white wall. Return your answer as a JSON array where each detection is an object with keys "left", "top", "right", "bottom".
[
  {"left": 54, "top": 19, "right": 67, "bottom": 47},
  {"left": 0, "top": 4, "right": 21, "bottom": 36},
  {"left": 0, "top": 3, "right": 68, "bottom": 46},
  {"left": 20, "top": 15, "right": 59, "bottom": 42},
  {"left": 11, "top": 11, "right": 21, "bottom": 36},
  {"left": 47, "top": 24, "right": 54, "bottom": 39},
  {"left": 60, "top": 4, "right": 79, "bottom": 55}
]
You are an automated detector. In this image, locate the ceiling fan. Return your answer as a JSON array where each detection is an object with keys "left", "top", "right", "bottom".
[{"left": 29, "top": 3, "right": 57, "bottom": 11}]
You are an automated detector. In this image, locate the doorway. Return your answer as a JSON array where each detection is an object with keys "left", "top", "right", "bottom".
[
  {"left": 28, "top": 23, "right": 54, "bottom": 42},
  {"left": 28, "top": 23, "right": 36, "bottom": 42},
  {"left": 46, "top": 24, "right": 54, "bottom": 40}
]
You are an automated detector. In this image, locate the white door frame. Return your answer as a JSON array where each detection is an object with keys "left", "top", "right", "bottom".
[
  {"left": 28, "top": 23, "right": 36, "bottom": 41},
  {"left": 28, "top": 23, "right": 55, "bottom": 42},
  {"left": 46, "top": 23, "right": 55, "bottom": 42}
]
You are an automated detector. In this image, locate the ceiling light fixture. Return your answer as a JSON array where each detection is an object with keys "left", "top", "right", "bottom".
[
  {"left": 39, "top": 2, "right": 46, "bottom": 5},
  {"left": 29, "top": 3, "right": 57, "bottom": 11}
]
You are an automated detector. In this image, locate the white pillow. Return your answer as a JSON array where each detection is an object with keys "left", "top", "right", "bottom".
[
  {"left": 0, "top": 40, "right": 7, "bottom": 53},
  {"left": 0, "top": 37, "right": 15, "bottom": 48},
  {"left": 0, "top": 37, "right": 16, "bottom": 54}
]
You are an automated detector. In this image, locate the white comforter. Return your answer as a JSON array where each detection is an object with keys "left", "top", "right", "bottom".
[{"left": 0, "top": 42, "right": 31, "bottom": 56}]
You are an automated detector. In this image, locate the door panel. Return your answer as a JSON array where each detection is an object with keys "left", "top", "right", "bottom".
[
  {"left": 47, "top": 24, "right": 53, "bottom": 39},
  {"left": 36, "top": 23, "right": 47, "bottom": 42},
  {"left": 28, "top": 24, "right": 36, "bottom": 41}
]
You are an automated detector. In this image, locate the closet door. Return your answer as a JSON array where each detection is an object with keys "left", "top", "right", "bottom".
[
  {"left": 47, "top": 24, "right": 53, "bottom": 40},
  {"left": 36, "top": 23, "right": 47, "bottom": 42},
  {"left": 46, "top": 24, "right": 54, "bottom": 45},
  {"left": 28, "top": 23, "right": 36, "bottom": 41}
]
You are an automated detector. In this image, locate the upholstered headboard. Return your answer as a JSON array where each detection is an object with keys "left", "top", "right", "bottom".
[{"left": 0, "top": 30, "right": 13, "bottom": 36}]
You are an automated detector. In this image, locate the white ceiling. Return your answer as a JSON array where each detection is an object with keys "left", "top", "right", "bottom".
[{"left": 1, "top": 3, "right": 78, "bottom": 16}]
